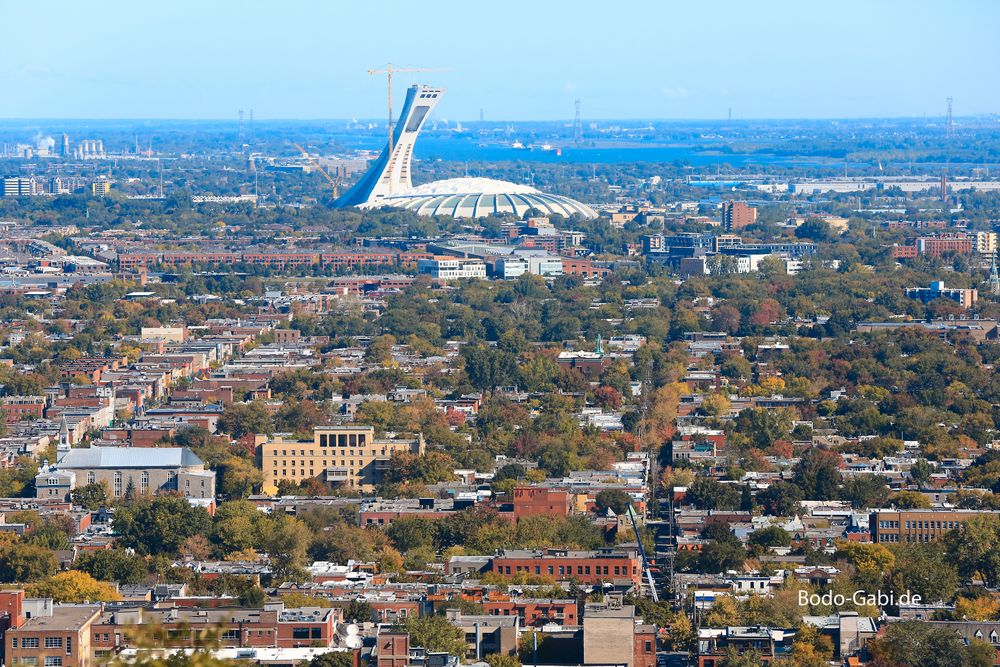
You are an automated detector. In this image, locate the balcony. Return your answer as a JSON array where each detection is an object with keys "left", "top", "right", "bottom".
[{"left": 325, "top": 467, "right": 350, "bottom": 483}]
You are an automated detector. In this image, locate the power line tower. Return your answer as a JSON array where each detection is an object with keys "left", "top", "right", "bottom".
[
  {"left": 237, "top": 109, "right": 245, "bottom": 147},
  {"left": 249, "top": 109, "right": 254, "bottom": 145},
  {"left": 946, "top": 97, "right": 954, "bottom": 136},
  {"left": 573, "top": 99, "right": 583, "bottom": 145},
  {"left": 990, "top": 254, "right": 1000, "bottom": 296}
]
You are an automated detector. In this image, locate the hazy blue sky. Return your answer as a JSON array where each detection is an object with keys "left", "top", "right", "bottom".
[{"left": 2, "top": 0, "right": 998, "bottom": 121}]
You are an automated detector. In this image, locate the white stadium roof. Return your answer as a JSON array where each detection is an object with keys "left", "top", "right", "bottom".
[{"left": 359, "top": 177, "right": 598, "bottom": 220}]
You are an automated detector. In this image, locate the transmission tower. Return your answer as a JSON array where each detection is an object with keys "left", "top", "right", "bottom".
[
  {"left": 573, "top": 99, "right": 583, "bottom": 145},
  {"left": 990, "top": 254, "right": 1000, "bottom": 296},
  {"left": 237, "top": 109, "right": 245, "bottom": 147},
  {"left": 946, "top": 97, "right": 954, "bottom": 136}
]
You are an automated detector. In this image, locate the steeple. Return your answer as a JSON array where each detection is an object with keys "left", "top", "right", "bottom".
[{"left": 57, "top": 416, "right": 71, "bottom": 462}]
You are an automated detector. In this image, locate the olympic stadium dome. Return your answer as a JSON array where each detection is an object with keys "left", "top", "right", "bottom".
[{"left": 358, "top": 177, "right": 598, "bottom": 220}]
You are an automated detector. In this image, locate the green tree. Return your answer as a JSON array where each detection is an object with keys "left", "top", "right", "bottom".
[
  {"left": 840, "top": 475, "right": 890, "bottom": 509},
  {"left": 756, "top": 481, "right": 804, "bottom": 516},
  {"left": 344, "top": 600, "right": 374, "bottom": 623},
  {"left": 114, "top": 496, "right": 212, "bottom": 555},
  {"left": 403, "top": 615, "right": 467, "bottom": 657},
  {"left": 594, "top": 489, "right": 632, "bottom": 515},
  {"left": 261, "top": 515, "right": 312, "bottom": 582},
  {"left": 217, "top": 401, "right": 274, "bottom": 438},
  {"left": 74, "top": 549, "right": 147, "bottom": 585},
  {"left": 70, "top": 482, "right": 108, "bottom": 510},
  {"left": 0, "top": 543, "right": 57, "bottom": 582},
  {"left": 463, "top": 344, "right": 517, "bottom": 395},
  {"left": 307, "top": 653, "right": 355, "bottom": 667},
  {"left": 792, "top": 448, "right": 842, "bottom": 500}
]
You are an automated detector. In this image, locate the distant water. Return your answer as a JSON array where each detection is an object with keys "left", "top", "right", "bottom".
[{"left": 328, "top": 133, "right": 848, "bottom": 167}]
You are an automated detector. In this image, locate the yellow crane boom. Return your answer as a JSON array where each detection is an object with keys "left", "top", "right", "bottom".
[{"left": 292, "top": 142, "right": 341, "bottom": 198}]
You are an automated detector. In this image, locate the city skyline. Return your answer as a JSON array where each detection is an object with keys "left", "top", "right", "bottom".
[{"left": 1, "top": 0, "right": 998, "bottom": 121}]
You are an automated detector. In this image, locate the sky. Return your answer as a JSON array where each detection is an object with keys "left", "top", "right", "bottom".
[{"left": 1, "top": 0, "right": 998, "bottom": 121}]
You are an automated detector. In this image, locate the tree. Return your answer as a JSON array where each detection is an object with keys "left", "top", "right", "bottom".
[
  {"left": 71, "top": 482, "right": 108, "bottom": 510},
  {"left": 748, "top": 526, "right": 791, "bottom": 548},
  {"left": 792, "top": 448, "right": 842, "bottom": 500},
  {"left": 463, "top": 344, "right": 517, "bottom": 395},
  {"left": 868, "top": 621, "right": 971, "bottom": 667},
  {"left": 889, "top": 490, "right": 931, "bottom": 509},
  {"left": 114, "top": 496, "right": 212, "bottom": 555},
  {"left": 0, "top": 543, "right": 57, "bottom": 582},
  {"left": 840, "top": 475, "right": 890, "bottom": 509},
  {"left": 686, "top": 478, "right": 741, "bottom": 511},
  {"left": 954, "top": 596, "right": 1000, "bottom": 621},
  {"left": 890, "top": 544, "right": 958, "bottom": 605},
  {"left": 217, "top": 401, "right": 274, "bottom": 438},
  {"left": 28, "top": 570, "right": 121, "bottom": 602},
  {"left": 946, "top": 515, "right": 1000, "bottom": 586},
  {"left": 308, "top": 653, "right": 355, "bottom": 667},
  {"left": 261, "top": 515, "right": 312, "bottom": 582},
  {"left": 344, "top": 600, "right": 374, "bottom": 623},
  {"left": 403, "top": 615, "right": 467, "bottom": 657},
  {"left": 485, "top": 654, "right": 521, "bottom": 667},
  {"left": 218, "top": 457, "right": 264, "bottom": 499},
  {"left": 385, "top": 451, "right": 456, "bottom": 485},
  {"left": 594, "top": 489, "right": 632, "bottom": 515},
  {"left": 387, "top": 518, "right": 436, "bottom": 553},
  {"left": 74, "top": 549, "right": 147, "bottom": 585},
  {"left": 910, "top": 459, "right": 935, "bottom": 488},
  {"left": 593, "top": 386, "right": 623, "bottom": 410},
  {"left": 756, "top": 481, "right": 804, "bottom": 516}
]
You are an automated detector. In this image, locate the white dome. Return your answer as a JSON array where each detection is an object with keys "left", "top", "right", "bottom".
[{"left": 360, "top": 177, "right": 597, "bottom": 220}]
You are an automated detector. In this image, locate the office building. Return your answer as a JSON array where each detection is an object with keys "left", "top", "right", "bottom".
[
  {"left": 905, "top": 281, "right": 978, "bottom": 309},
  {"left": 869, "top": 509, "right": 994, "bottom": 544},
  {"left": 90, "top": 179, "right": 111, "bottom": 197},
  {"left": 3, "top": 177, "right": 37, "bottom": 197},
  {"left": 416, "top": 257, "right": 487, "bottom": 280},
  {"left": 259, "top": 425, "right": 425, "bottom": 493}
]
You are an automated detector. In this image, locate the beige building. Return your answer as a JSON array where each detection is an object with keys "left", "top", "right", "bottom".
[
  {"left": 34, "top": 446, "right": 215, "bottom": 501},
  {"left": 259, "top": 425, "right": 424, "bottom": 493},
  {"left": 975, "top": 231, "right": 998, "bottom": 257}
]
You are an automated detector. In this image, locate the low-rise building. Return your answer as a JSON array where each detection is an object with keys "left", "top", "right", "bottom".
[{"left": 259, "top": 426, "right": 424, "bottom": 493}]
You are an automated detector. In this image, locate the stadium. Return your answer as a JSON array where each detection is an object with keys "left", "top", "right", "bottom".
[{"left": 335, "top": 86, "right": 597, "bottom": 220}]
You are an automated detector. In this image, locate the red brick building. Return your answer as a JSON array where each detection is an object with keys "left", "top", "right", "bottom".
[
  {"left": 482, "top": 598, "right": 578, "bottom": 626},
  {"left": 488, "top": 548, "right": 641, "bottom": 586},
  {"left": 512, "top": 487, "right": 571, "bottom": 521}
]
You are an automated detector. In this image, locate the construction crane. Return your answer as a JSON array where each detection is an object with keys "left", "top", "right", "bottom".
[
  {"left": 367, "top": 64, "right": 447, "bottom": 192},
  {"left": 291, "top": 143, "right": 342, "bottom": 198},
  {"left": 626, "top": 503, "right": 659, "bottom": 603}
]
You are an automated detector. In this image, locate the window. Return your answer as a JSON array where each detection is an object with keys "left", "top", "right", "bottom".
[
  {"left": 66, "top": 636, "right": 71, "bottom": 655},
  {"left": 140, "top": 472, "right": 149, "bottom": 493},
  {"left": 45, "top": 637, "right": 63, "bottom": 648},
  {"left": 292, "top": 628, "right": 311, "bottom": 640},
  {"left": 21, "top": 638, "right": 39, "bottom": 648},
  {"left": 221, "top": 630, "right": 240, "bottom": 641},
  {"left": 113, "top": 472, "right": 122, "bottom": 497},
  {"left": 21, "top": 659, "right": 37, "bottom": 667},
  {"left": 87, "top": 472, "right": 95, "bottom": 485},
  {"left": 11, "top": 637, "right": 17, "bottom": 648},
  {"left": 44, "top": 658, "right": 61, "bottom": 667}
]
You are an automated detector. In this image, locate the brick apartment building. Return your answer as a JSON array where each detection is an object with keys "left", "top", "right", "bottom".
[
  {"left": 721, "top": 201, "right": 758, "bottom": 231},
  {"left": 869, "top": 509, "right": 996, "bottom": 544},
  {"left": 7, "top": 604, "right": 101, "bottom": 667},
  {"left": 512, "top": 487, "right": 571, "bottom": 521},
  {"left": 482, "top": 598, "right": 578, "bottom": 627},
  {"left": 487, "top": 548, "right": 642, "bottom": 586}
]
